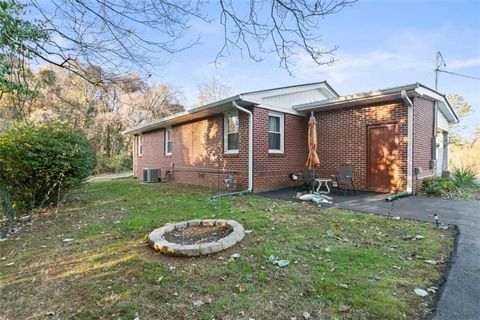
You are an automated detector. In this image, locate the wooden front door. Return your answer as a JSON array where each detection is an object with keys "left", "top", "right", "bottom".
[{"left": 368, "top": 124, "right": 399, "bottom": 192}]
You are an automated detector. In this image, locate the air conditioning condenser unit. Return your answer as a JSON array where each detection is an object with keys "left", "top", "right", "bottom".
[{"left": 143, "top": 168, "right": 160, "bottom": 183}]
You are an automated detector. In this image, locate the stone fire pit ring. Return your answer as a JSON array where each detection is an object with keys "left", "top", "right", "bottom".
[{"left": 148, "top": 219, "right": 245, "bottom": 257}]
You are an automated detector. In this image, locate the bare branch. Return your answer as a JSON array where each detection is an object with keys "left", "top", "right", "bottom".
[{"left": 20, "top": 0, "right": 355, "bottom": 82}]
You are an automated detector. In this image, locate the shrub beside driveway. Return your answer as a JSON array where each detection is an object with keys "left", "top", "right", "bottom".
[
  {"left": 422, "top": 167, "right": 480, "bottom": 200},
  {"left": 0, "top": 179, "right": 454, "bottom": 319}
]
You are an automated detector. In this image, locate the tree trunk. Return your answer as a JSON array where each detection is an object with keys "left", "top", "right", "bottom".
[{"left": 0, "top": 187, "right": 16, "bottom": 222}]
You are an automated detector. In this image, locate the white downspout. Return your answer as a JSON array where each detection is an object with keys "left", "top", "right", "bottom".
[
  {"left": 210, "top": 100, "right": 253, "bottom": 199},
  {"left": 232, "top": 100, "right": 253, "bottom": 192},
  {"left": 401, "top": 90, "right": 414, "bottom": 193}
]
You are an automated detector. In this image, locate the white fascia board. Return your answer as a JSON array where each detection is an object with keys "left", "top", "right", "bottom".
[
  {"left": 124, "top": 82, "right": 338, "bottom": 134},
  {"left": 123, "top": 111, "right": 190, "bottom": 135},
  {"left": 124, "top": 96, "right": 248, "bottom": 135},
  {"left": 321, "top": 84, "right": 340, "bottom": 98},
  {"left": 242, "top": 82, "right": 335, "bottom": 99}
]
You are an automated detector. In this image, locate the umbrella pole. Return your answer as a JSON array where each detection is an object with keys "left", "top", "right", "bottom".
[{"left": 311, "top": 168, "right": 316, "bottom": 193}]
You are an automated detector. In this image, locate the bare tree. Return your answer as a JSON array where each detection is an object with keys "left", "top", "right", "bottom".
[
  {"left": 196, "top": 77, "right": 232, "bottom": 106},
  {"left": 120, "top": 80, "right": 185, "bottom": 125},
  {"left": 22, "top": 0, "right": 355, "bottom": 83}
]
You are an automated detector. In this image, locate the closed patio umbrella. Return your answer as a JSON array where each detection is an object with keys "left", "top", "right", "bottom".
[{"left": 305, "top": 112, "right": 320, "bottom": 181}]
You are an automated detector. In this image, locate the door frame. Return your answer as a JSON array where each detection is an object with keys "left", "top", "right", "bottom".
[{"left": 366, "top": 123, "right": 399, "bottom": 192}]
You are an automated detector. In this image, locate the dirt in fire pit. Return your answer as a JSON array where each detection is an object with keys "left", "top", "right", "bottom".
[{"left": 163, "top": 225, "right": 233, "bottom": 245}]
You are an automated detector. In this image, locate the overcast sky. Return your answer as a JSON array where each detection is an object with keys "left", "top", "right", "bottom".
[{"left": 147, "top": 0, "right": 479, "bottom": 139}]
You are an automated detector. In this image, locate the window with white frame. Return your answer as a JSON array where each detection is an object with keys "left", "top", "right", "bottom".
[
  {"left": 224, "top": 112, "right": 239, "bottom": 153},
  {"left": 137, "top": 135, "right": 143, "bottom": 156},
  {"left": 164, "top": 127, "right": 172, "bottom": 155},
  {"left": 268, "top": 112, "right": 284, "bottom": 153}
]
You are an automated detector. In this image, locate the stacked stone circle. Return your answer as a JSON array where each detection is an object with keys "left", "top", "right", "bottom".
[{"left": 148, "top": 219, "right": 245, "bottom": 257}]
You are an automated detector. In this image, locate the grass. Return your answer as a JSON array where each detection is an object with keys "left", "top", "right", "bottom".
[{"left": 0, "top": 178, "right": 455, "bottom": 319}]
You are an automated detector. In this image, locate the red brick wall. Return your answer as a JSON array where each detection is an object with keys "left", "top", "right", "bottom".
[
  {"left": 132, "top": 107, "right": 307, "bottom": 193},
  {"left": 252, "top": 107, "right": 308, "bottom": 192},
  {"left": 314, "top": 101, "right": 408, "bottom": 192},
  {"left": 132, "top": 100, "right": 417, "bottom": 194},
  {"left": 133, "top": 112, "right": 249, "bottom": 191},
  {"left": 412, "top": 96, "right": 435, "bottom": 194}
]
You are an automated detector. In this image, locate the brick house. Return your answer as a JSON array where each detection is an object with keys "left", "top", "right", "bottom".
[{"left": 124, "top": 82, "right": 458, "bottom": 194}]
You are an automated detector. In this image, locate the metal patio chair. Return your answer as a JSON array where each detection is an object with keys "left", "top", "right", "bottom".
[{"left": 331, "top": 165, "right": 356, "bottom": 196}]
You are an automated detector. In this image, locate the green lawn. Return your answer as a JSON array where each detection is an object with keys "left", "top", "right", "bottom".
[{"left": 0, "top": 178, "right": 454, "bottom": 319}]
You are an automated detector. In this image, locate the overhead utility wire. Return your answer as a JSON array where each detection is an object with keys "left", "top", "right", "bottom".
[{"left": 438, "top": 69, "right": 480, "bottom": 81}]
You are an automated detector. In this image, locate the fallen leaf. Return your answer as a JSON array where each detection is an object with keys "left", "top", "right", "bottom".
[
  {"left": 302, "top": 311, "right": 311, "bottom": 319},
  {"left": 424, "top": 260, "right": 437, "bottom": 265}
]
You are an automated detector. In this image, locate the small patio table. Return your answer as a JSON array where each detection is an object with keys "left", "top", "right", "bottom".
[{"left": 315, "top": 178, "right": 332, "bottom": 194}]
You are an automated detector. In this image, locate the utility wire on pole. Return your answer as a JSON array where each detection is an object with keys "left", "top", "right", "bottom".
[
  {"left": 438, "top": 70, "right": 480, "bottom": 81},
  {"left": 435, "top": 51, "right": 480, "bottom": 89},
  {"left": 435, "top": 51, "right": 446, "bottom": 90}
]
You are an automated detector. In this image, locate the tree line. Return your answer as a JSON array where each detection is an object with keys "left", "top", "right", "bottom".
[{"left": 0, "top": 60, "right": 184, "bottom": 172}]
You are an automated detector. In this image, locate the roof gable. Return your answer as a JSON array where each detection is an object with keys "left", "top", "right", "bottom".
[
  {"left": 124, "top": 81, "right": 340, "bottom": 134},
  {"left": 241, "top": 81, "right": 338, "bottom": 110}
]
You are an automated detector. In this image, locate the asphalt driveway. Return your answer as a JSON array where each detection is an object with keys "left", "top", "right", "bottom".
[
  {"left": 333, "top": 194, "right": 480, "bottom": 320},
  {"left": 260, "top": 188, "right": 479, "bottom": 319}
]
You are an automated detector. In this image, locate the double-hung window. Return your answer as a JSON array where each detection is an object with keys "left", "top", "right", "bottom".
[
  {"left": 268, "top": 112, "right": 284, "bottom": 153},
  {"left": 137, "top": 135, "right": 143, "bottom": 157},
  {"left": 224, "top": 112, "right": 239, "bottom": 153},
  {"left": 164, "top": 127, "right": 172, "bottom": 155}
]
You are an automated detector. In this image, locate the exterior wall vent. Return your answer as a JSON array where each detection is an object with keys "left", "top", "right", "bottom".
[{"left": 143, "top": 168, "right": 160, "bottom": 183}]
